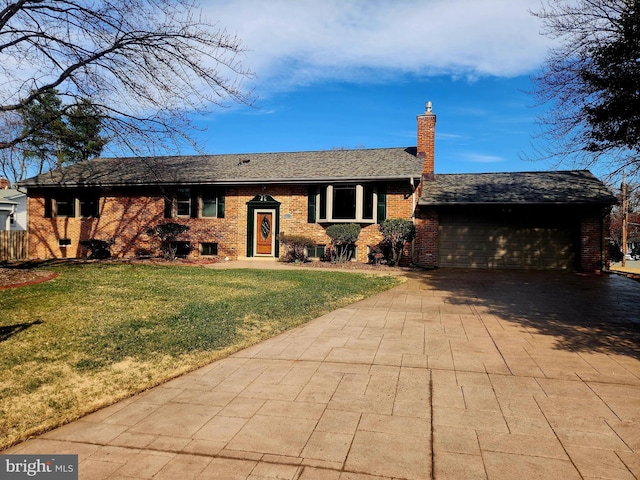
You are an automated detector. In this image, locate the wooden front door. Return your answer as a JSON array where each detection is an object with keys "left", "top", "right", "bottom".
[{"left": 255, "top": 212, "right": 273, "bottom": 255}]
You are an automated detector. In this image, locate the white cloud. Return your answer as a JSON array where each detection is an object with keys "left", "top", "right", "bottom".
[
  {"left": 206, "top": 0, "right": 551, "bottom": 92},
  {"left": 464, "top": 153, "right": 505, "bottom": 163}
]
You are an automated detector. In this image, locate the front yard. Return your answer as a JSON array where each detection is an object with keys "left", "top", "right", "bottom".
[{"left": 0, "top": 263, "right": 401, "bottom": 449}]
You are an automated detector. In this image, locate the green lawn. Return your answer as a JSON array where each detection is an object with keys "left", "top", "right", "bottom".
[{"left": 0, "top": 263, "right": 402, "bottom": 449}]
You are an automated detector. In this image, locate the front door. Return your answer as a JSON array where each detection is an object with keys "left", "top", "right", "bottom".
[{"left": 255, "top": 211, "right": 274, "bottom": 255}]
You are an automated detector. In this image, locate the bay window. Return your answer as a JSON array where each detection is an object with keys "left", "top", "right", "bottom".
[{"left": 308, "top": 184, "right": 386, "bottom": 223}]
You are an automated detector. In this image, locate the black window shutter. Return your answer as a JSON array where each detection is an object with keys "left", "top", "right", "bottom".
[
  {"left": 307, "top": 187, "right": 316, "bottom": 223},
  {"left": 44, "top": 196, "right": 52, "bottom": 218},
  {"left": 377, "top": 187, "right": 387, "bottom": 223},
  {"left": 191, "top": 191, "right": 198, "bottom": 218},
  {"left": 217, "top": 190, "right": 225, "bottom": 218}
]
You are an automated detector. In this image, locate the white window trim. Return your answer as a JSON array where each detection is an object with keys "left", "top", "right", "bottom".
[{"left": 316, "top": 184, "right": 377, "bottom": 223}]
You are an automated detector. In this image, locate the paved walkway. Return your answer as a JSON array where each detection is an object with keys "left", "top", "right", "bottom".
[{"left": 6, "top": 267, "right": 640, "bottom": 479}]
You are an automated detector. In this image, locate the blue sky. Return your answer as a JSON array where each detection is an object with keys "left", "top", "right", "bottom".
[{"left": 190, "top": 0, "right": 566, "bottom": 175}]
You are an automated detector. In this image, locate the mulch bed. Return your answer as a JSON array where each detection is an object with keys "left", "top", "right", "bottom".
[{"left": 0, "top": 268, "right": 58, "bottom": 290}]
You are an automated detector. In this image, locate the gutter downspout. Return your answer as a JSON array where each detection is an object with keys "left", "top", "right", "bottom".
[{"left": 410, "top": 177, "right": 417, "bottom": 263}]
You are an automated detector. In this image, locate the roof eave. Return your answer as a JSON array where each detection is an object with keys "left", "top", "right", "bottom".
[
  {"left": 21, "top": 174, "right": 422, "bottom": 189},
  {"left": 418, "top": 200, "right": 618, "bottom": 206}
]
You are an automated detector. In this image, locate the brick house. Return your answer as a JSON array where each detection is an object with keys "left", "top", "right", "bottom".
[{"left": 19, "top": 103, "right": 617, "bottom": 270}]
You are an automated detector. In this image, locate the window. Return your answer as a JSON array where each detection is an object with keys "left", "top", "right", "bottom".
[
  {"left": 200, "top": 242, "right": 218, "bottom": 256},
  {"left": 45, "top": 193, "right": 100, "bottom": 218},
  {"left": 58, "top": 238, "right": 72, "bottom": 247},
  {"left": 333, "top": 186, "right": 357, "bottom": 219},
  {"left": 168, "top": 241, "right": 193, "bottom": 257},
  {"left": 176, "top": 188, "right": 191, "bottom": 217},
  {"left": 54, "top": 196, "right": 75, "bottom": 217},
  {"left": 165, "top": 188, "right": 225, "bottom": 219},
  {"left": 201, "top": 189, "right": 223, "bottom": 217},
  {"left": 311, "top": 185, "right": 384, "bottom": 223},
  {"left": 79, "top": 196, "right": 100, "bottom": 217},
  {"left": 308, "top": 244, "right": 326, "bottom": 258}
]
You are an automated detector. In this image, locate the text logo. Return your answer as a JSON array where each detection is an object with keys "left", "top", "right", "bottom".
[{"left": 1, "top": 455, "right": 78, "bottom": 479}]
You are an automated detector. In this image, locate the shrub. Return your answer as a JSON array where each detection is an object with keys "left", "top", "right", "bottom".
[
  {"left": 146, "top": 222, "right": 191, "bottom": 260},
  {"left": 326, "top": 223, "right": 361, "bottom": 263},
  {"left": 379, "top": 218, "right": 416, "bottom": 266},
  {"left": 79, "top": 239, "right": 113, "bottom": 259},
  {"left": 368, "top": 242, "right": 391, "bottom": 265},
  {"left": 134, "top": 248, "right": 154, "bottom": 258},
  {"left": 279, "top": 234, "right": 316, "bottom": 263}
]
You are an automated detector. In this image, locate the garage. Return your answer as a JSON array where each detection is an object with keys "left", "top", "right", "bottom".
[
  {"left": 414, "top": 171, "right": 617, "bottom": 272},
  {"left": 437, "top": 206, "right": 577, "bottom": 269}
]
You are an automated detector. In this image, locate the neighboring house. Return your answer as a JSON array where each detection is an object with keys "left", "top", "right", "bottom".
[
  {"left": 18, "top": 103, "right": 617, "bottom": 271},
  {"left": 0, "top": 188, "right": 27, "bottom": 231}
]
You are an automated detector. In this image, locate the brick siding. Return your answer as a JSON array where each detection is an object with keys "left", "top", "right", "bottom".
[
  {"left": 580, "top": 208, "right": 609, "bottom": 272},
  {"left": 28, "top": 182, "right": 417, "bottom": 263},
  {"left": 417, "top": 113, "right": 436, "bottom": 178},
  {"left": 413, "top": 206, "right": 439, "bottom": 268}
]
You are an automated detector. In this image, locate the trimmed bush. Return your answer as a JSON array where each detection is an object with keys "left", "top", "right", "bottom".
[
  {"left": 379, "top": 218, "right": 416, "bottom": 266},
  {"left": 79, "top": 239, "right": 113, "bottom": 259},
  {"left": 326, "top": 223, "right": 361, "bottom": 263},
  {"left": 279, "top": 234, "right": 316, "bottom": 263},
  {"left": 146, "top": 222, "right": 190, "bottom": 260},
  {"left": 368, "top": 242, "right": 391, "bottom": 265}
]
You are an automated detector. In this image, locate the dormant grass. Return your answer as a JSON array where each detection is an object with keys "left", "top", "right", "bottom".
[{"left": 0, "top": 263, "right": 401, "bottom": 449}]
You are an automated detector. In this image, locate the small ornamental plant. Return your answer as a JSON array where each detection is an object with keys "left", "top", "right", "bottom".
[
  {"left": 326, "top": 223, "right": 361, "bottom": 263},
  {"left": 379, "top": 218, "right": 416, "bottom": 266},
  {"left": 146, "top": 222, "right": 191, "bottom": 260},
  {"left": 279, "top": 234, "right": 316, "bottom": 263},
  {"left": 79, "top": 239, "right": 113, "bottom": 259}
]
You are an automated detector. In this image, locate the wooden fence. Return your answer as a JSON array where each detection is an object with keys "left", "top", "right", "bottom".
[{"left": 0, "top": 230, "right": 27, "bottom": 261}]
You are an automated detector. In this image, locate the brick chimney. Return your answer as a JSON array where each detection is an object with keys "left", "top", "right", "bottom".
[
  {"left": 0, "top": 178, "right": 10, "bottom": 189},
  {"left": 417, "top": 101, "right": 436, "bottom": 180}
]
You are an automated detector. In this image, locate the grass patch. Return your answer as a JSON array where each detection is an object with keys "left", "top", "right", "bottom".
[{"left": 0, "top": 263, "right": 401, "bottom": 448}]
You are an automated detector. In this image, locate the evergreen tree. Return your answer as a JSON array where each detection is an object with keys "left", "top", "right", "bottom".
[{"left": 21, "top": 90, "right": 107, "bottom": 173}]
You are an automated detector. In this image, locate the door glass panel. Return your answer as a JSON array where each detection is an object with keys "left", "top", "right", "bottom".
[{"left": 260, "top": 215, "right": 271, "bottom": 240}]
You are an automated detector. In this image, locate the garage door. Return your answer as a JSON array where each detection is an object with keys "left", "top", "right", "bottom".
[{"left": 438, "top": 208, "right": 576, "bottom": 269}]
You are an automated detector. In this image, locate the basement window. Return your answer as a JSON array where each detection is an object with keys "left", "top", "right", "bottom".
[{"left": 200, "top": 242, "right": 218, "bottom": 256}]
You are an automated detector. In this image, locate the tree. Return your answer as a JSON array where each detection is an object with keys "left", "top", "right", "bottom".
[
  {"left": 19, "top": 90, "right": 107, "bottom": 175},
  {"left": 0, "top": 111, "right": 27, "bottom": 183},
  {"left": 0, "top": 0, "right": 253, "bottom": 158},
  {"left": 62, "top": 99, "right": 109, "bottom": 164},
  {"left": 531, "top": 0, "right": 640, "bottom": 177},
  {"left": 379, "top": 218, "right": 416, "bottom": 266}
]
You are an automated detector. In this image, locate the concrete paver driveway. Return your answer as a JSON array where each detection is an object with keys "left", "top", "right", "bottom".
[{"left": 6, "top": 269, "right": 640, "bottom": 479}]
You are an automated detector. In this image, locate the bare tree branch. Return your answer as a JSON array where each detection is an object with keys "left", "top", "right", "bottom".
[
  {"left": 529, "top": 0, "right": 639, "bottom": 181},
  {"left": 0, "top": 0, "right": 254, "bottom": 159}
]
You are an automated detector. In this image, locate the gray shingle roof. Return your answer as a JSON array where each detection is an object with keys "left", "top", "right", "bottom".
[
  {"left": 0, "top": 189, "right": 22, "bottom": 203},
  {"left": 19, "top": 147, "right": 423, "bottom": 187},
  {"left": 419, "top": 170, "right": 617, "bottom": 205}
]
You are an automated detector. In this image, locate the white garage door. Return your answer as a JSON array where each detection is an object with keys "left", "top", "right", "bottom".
[{"left": 438, "top": 211, "right": 576, "bottom": 269}]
